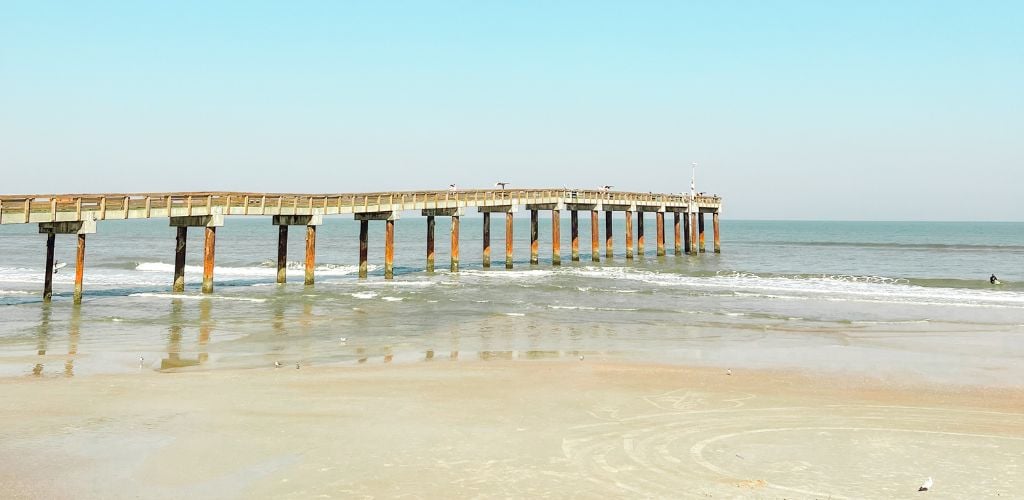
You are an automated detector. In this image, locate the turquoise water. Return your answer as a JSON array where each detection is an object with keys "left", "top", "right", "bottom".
[{"left": 1, "top": 218, "right": 1022, "bottom": 384}]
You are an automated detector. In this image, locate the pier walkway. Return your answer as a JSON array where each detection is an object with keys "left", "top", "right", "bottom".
[{"left": 0, "top": 188, "right": 722, "bottom": 303}]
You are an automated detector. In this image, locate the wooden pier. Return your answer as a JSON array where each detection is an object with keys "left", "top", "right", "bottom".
[{"left": 0, "top": 189, "right": 722, "bottom": 302}]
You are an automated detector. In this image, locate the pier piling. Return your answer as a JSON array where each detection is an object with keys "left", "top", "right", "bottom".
[
  {"left": 552, "top": 209, "right": 561, "bottom": 266},
  {"left": 605, "top": 211, "right": 613, "bottom": 258},
  {"left": 530, "top": 210, "right": 539, "bottom": 265},
  {"left": 276, "top": 225, "right": 288, "bottom": 284},
  {"left": 74, "top": 234, "right": 85, "bottom": 304},
  {"left": 174, "top": 227, "right": 187, "bottom": 292},
  {"left": 359, "top": 220, "right": 369, "bottom": 279},
  {"left": 689, "top": 211, "right": 698, "bottom": 255},
  {"left": 637, "top": 212, "right": 645, "bottom": 256},
  {"left": 656, "top": 212, "right": 665, "bottom": 257},
  {"left": 450, "top": 215, "right": 460, "bottom": 272},
  {"left": 384, "top": 218, "right": 394, "bottom": 279},
  {"left": 505, "top": 212, "right": 514, "bottom": 269},
  {"left": 43, "top": 232, "right": 55, "bottom": 302},
  {"left": 698, "top": 213, "right": 706, "bottom": 253},
  {"left": 591, "top": 210, "right": 600, "bottom": 262},
  {"left": 426, "top": 215, "right": 435, "bottom": 272},
  {"left": 570, "top": 210, "right": 579, "bottom": 262},
  {"left": 305, "top": 224, "right": 317, "bottom": 284},
  {"left": 482, "top": 212, "right": 491, "bottom": 268},
  {"left": 625, "top": 210, "right": 634, "bottom": 260},
  {"left": 673, "top": 212, "right": 682, "bottom": 255},
  {"left": 202, "top": 227, "right": 216, "bottom": 294},
  {"left": 713, "top": 211, "right": 721, "bottom": 253}
]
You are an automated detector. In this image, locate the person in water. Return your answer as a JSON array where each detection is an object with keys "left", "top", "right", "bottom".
[{"left": 990, "top": 274, "right": 1000, "bottom": 284}]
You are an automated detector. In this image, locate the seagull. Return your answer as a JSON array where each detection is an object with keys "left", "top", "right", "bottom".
[
  {"left": 600, "top": 185, "right": 613, "bottom": 192},
  {"left": 494, "top": 182, "right": 509, "bottom": 189},
  {"left": 274, "top": 361, "right": 282, "bottom": 368},
  {"left": 138, "top": 355, "right": 144, "bottom": 369},
  {"left": 919, "top": 477, "right": 933, "bottom": 491},
  {"left": 726, "top": 369, "right": 732, "bottom": 376},
  {"left": 339, "top": 337, "right": 347, "bottom": 343},
  {"left": 579, "top": 354, "right": 585, "bottom": 361},
  {"left": 295, "top": 362, "right": 301, "bottom": 370},
  {"left": 448, "top": 183, "right": 457, "bottom": 192}
]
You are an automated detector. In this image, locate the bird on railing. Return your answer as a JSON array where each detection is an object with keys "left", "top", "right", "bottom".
[
  {"left": 448, "top": 184, "right": 457, "bottom": 193},
  {"left": 494, "top": 182, "right": 510, "bottom": 190},
  {"left": 600, "top": 185, "right": 613, "bottom": 192}
]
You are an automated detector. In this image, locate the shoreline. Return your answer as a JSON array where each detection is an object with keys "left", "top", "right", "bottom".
[{"left": 3, "top": 359, "right": 1022, "bottom": 498}]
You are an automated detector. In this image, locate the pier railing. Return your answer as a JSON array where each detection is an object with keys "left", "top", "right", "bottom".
[{"left": 0, "top": 189, "right": 722, "bottom": 225}]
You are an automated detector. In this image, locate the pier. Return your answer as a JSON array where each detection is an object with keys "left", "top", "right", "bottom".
[{"left": 0, "top": 189, "right": 722, "bottom": 302}]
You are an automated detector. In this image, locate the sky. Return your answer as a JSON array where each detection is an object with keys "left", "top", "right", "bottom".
[{"left": 2, "top": 1, "right": 1022, "bottom": 220}]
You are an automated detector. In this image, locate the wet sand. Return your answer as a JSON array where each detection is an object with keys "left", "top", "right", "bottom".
[{"left": 1, "top": 360, "right": 1022, "bottom": 499}]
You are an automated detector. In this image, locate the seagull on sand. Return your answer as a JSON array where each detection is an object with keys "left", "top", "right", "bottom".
[
  {"left": 726, "top": 369, "right": 732, "bottom": 376},
  {"left": 295, "top": 362, "right": 301, "bottom": 370},
  {"left": 919, "top": 477, "right": 933, "bottom": 491}
]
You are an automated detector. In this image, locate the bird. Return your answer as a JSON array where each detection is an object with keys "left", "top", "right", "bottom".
[
  {"left": 579, "top": 354, "right": 585, "bottom": 361},
  {"left": 339, "top": 337, "right": 347, "bottom": 343},
  {"left": 919, "top": 477, "right": 933, "bottom": 491},
  {"left": 295, "top": 362, "right": 301, "bottom": 370},
  {"left": 448, "top": 183, "right": 457, "bottom": 192},
  {"left": 138, "top": 356, "right": 144, "bottom": 369},
  {"left": 494, "top": 182, "right": 509, "bottom": 189},
  {"left": 600, "top": 185, "right": 613, "bottom": 192},
  {"left": 726, "top": 369, "right": 732, "bottom": 376},
  {"left": 274, "top": 361, "right": 282, "bottom": 368}
]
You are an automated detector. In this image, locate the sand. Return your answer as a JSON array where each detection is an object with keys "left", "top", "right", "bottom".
[{"left": 1, "top": 360, "right": 1022, "bottom": 499}]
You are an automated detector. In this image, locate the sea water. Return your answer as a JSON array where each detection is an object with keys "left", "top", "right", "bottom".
[{"left": 1, "top": 218, "right": 1022, "bottom": 384}]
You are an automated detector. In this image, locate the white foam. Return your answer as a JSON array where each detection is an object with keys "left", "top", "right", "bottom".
[
  {"left": 381, "top": 296, "right": 403, "bottom": 302},
  {"left": 128, "top": 292, "right": 266, "bottom": 303},
  {"left": 351, "top": 291, "right": 377, "bottom": 299}
]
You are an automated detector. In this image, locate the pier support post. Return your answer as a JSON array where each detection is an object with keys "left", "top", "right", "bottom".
[
  {"left": 637, "top": 212, "right": 645, "bottom": 256},
  {"left": 174, "top": 227, "right": 187, "bottom": 292},
  {"left": 713, "top": 211, "right": 721, "bottom": 253},
  {"left": 272, "top": 213, "right": 322, "bottom": 285},
  {"left": 605, "top": 211, "right": 613, "bottom": 258},
  {"left": 552, "top": 209, "right": 561, "bottom": 266},
  {"left": 170, "top": 212, "right": 223, "bottom": 292},
  {"left": 426, "top": 215, "right": 435, "bottom": 272},
  {"left": 450, "top": 215, "right": 460, "bottom": 272},
  {"left": 673, "top": 212, "right": 682, "bottom": 255},
  {"left": 530, "top": 210, "right": 539, "bottom": 265},
  {"left": 505, "top": 212, "right": 514, "bottom": 269},
  {"left": 384, "top": 218, "right": 395, "bottom": 279},
  {"left": 683, "top": 212, "right": 692, "bottom": 254},
  {"left": 202, "top": 227, "right": 216, "bottom": 293},
  {"left": 305, "top": 225, "right": 317, "bottom": 284},
  {"left": 656, "top": 211, "right": 665, "bottom": 257},
  {"left": 698, "top": 213, "right": 706, "bottom": 253},
  {"left": 43, "top": 233, "right": 55, "bottom": 302},
  {"left": 625, "top": 210, "right": 634, "bottom": 260},
  {"left": 689, "top": 211, "right": 698, "bottom": 255},
  {"left": 570, "top": 211, "right": 579, "bottom": 262},
  {"left": 482, "top": 212, "right": 491, "bottom": 268},
  {"left": 276, "top": 226, "right": 288, "bottom": 284},
  {"left": 591, "top": 210, "right": 600, "bottom": 262},
  {"left": 74, "top": 234, "right": 86, "bottom": 304},
  {"left": 359, "top": 220, "right": 369, "bottom": 278}
]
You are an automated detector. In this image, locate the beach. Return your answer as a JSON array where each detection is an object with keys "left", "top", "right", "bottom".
[{"left": 2, "top": 360, "right": 1022, "bottom": 499}]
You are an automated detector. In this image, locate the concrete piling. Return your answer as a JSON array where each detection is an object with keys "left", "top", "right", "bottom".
[
  {"left": 450, "top": 215, "right": 460, "bottom": 272},
  {"left": 605, "top": 211, "right": 613, "bottom": 258},
  {"left": 505, "top": 212, "right": 514, "bottom": 269},
  {"left": 570, "top": 210, "right": 579, "bottom": 262},
  {"left": 656, "top": 211, "right": 665, "bottom": 257},
  {"left": 305, "top": 225, "right": 317, "bottom": 284},
  {"left": 384, "top": 218, "right": 394, "bottom": 279},
  {"left": 690, "top": 212, "right": 698, "bottom": 255},
  {"left": 202, "top": 226, "right": 216, "bottom": 294},
  {"left": 174, "top": 227, "right": 187, "bottom": 292},
  {"left": 359, "top": 220, "right": 369, "bottom": 279},
  {"left": 698, "top": 213, "right": 706, "bottom": 253},
  {"left": 552, "top": 209, "right": 561, "bottom": 266},
  {"left": 43, "top": 232, "right": 55, "bottom": 302},
  {"left": 713, "top": 211, "right": 721, "bottom": 253},
  {"left": 482, "top": 212, "right": 491, "bottom": 268},
  {"left": 673, "top": 212, "right": 682, "bottom": 256},
  {"left": 426, "top": 215, "right": 435, "bottom": 272},
  {"left": 591, "top": 210, "right": 600, "bottom": 262},
  {"left": 277, "top": 225, "right": 288, "bottom": 284},
  {"left": 530, "top": 210, "right": 539, "bottom": 265},
  {"left": 74, "top": 234, "right": 85, "bottom": 304},
  {"left": 637, "top": 212, "right": 645, "bottom": 256},
  {"left": 625, "top": 210, "right": 634, "bottom": 260}
]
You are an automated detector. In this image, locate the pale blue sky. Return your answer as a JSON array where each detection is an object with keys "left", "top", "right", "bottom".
[{"left": 2, "top": 1, "right": 1021, "bottom": 220}]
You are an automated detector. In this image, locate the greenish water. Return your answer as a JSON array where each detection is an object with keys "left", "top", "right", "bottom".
[{"left": 1, "top": 218, "right": 1022, "bottom": 384}]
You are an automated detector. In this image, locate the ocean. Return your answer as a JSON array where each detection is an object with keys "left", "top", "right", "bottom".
[{"left": 1, "top": 218, "right": 1022, "bottom": 384}]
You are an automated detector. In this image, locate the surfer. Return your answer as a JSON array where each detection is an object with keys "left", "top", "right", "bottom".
[{"left": 990, "top": 274, "right": 1001, "bottom": 285}]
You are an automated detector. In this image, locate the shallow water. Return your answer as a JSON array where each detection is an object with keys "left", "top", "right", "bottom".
[{"left": 2, "top": 218, "right": 1022, "bottom": 384}]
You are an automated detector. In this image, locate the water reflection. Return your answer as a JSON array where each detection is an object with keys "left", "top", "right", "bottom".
[
  {"left": 64, "top": 304, "right": 81, "bottom": 377},
  {"left": 161, "top": 298, "right": 211, "bottom": 370},
  {"left": 32, "top": 304, "right": 51, "bottom": 376}
]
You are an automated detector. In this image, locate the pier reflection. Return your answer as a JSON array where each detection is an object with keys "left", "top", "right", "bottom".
[
  {"left": 64, "top": 304, "right": 81, "bottom": 377},
  {"left": 32, "top": 304, "right": 51, "bottom": 376},
  {"left": 161, "top": 298, "right": 211, "bottom": 370}
]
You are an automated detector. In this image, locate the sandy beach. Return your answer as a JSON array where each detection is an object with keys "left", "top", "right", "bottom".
[{"left": 2, "top": 359, "right": 1021, "bottom": 499}]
